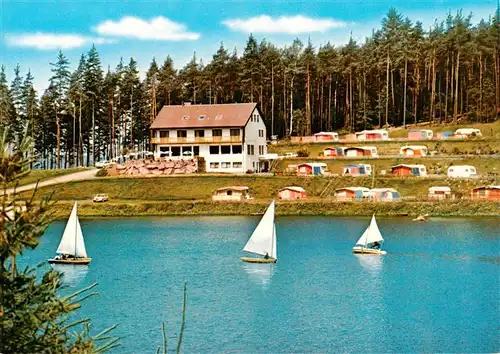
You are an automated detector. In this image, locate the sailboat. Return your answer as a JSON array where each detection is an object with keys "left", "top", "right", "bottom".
[
  {"left": 352, "top": 214, "right": 387, "bottom": 255},
  {"left": 241, "top": 200, "right": 277, "bottom": 263},
  {"left": 48, "top": 201, "right": 91, "bottom": 265}
]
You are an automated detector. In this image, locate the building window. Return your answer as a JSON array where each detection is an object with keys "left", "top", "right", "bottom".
[
  {"left": 258, "top": 129, "right": 264, "bottom": 137},
  {"left": 193, "top": 146, "right": 200, "bottom": 156},
  {"left": 212, "top": 129, "right": 222, "bottom": 140},
  {"left": 233, "top": 162, "right": 242, "bottom": 169},
  {"left": 177, "top": 130, "right": 187, "bottom": 138},
  {"left": 195, "top": 129, "right": 205, "bottom": 137},
  {"left": 221, "top": 145, "right": 231, "bottom": 154},
  {"left": 182, "top": 146, "right": 192, "bottom": 156},
  {"left": 160, "top": 130, "right": 169, "bottom": 138},
  {"left": 247, "top": 145, "right": 254, "bottom": 155},
  {"left": 232, "top": 145, "right": 242, "bottom": 154},
  {"left": 230, "top": 129, "right": 240, "bottom": 137},
  {"left": 182, "top": 115, "right": 189, "bottom": 120},
  {"left": 221, "top": 162, "right": 231, "bottom": 168},
  {"left": 171, "top": 146, "right": 181, "bottom": 156},
  {"left": 199, "top": 115, "right": 205, "bottom": 120},
  {"left": 209, "top": 146, "right": 219, "bottom": 154},
  {"left": 210, "top": 162, "right": 219, "bottom": 169},
  {"left": 258, "top": 145, "right": 263, "bottom": 155}
]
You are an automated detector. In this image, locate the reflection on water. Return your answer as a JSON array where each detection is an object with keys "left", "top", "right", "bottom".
[
  {"left": 355, "top": 254, "right": 384, "bottom": 272},
  {"left": 241, "top": 262, "right": 274, "bottom": 287},
  {"left": 50, "top": 264, "right": 89, "bottom": 287}
]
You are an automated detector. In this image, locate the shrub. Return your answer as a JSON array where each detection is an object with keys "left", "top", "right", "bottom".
[
  {"left": 96, "top": 168, "right": 108, "bottom": 177},
  {"left": 297, "top": 148, "right": 310, "bottom": 157}
]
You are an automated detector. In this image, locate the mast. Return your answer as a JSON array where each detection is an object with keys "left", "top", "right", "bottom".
[{"left": 74, "top": 201, "right": 78, "bottom": 257}]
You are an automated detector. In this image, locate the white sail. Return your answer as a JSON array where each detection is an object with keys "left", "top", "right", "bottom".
[
  {"left": 355, "top": 214, "right": 384, "bottom": 247},
  {"left": 56, "top": 201, "right": 88, "bottom": 258},
  {"left": 243, "top": 200, "right": 276, "bottom": 258}
]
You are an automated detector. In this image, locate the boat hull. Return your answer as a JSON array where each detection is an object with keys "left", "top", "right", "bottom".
[
  {"left": 48, "top": 257, "right": 92, "bottom": 265},
  {"left": 352, "top": 247, "right": 387, "bottom": 255},
  {"left": 240, "top": 257, "right": 277, "bottom": 263}
]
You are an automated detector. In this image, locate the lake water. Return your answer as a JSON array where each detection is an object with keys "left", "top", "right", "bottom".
[{"left": 21, "top": 216, "right": 499, "bottom": 353}]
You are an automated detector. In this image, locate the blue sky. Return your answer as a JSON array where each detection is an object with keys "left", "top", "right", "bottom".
[{"left": 1, "top": 0, "right": 497, "bottom": 92}]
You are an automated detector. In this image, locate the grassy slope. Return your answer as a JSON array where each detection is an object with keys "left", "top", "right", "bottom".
[
  {"left": 274, "top": 156, "right": 500, "bottom": 175},
  {"left": 24, "top": 175, "right": 497, "bottom": 201},
  {"left": 269, "top": 121, "right": 500, "bottom": 156}
]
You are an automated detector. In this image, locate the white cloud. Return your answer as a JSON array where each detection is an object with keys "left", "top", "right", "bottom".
[
  {"left": 94, "top": 16, "right": 200, "bottom": 41},
  {"left": 5, "top": 32, "right": 114, "bottom": 50},
  {"left": 222, "top": 15, "right": 347, "bottom": 34}
]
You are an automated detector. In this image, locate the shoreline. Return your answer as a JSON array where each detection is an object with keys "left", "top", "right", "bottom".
[{"left": 49, "top": 200, "right": 500, "bottom": 219}]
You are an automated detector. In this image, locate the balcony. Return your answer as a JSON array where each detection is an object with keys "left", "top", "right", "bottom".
[{"left": 151, "top": 136, "right": 242, "bottom": 144}]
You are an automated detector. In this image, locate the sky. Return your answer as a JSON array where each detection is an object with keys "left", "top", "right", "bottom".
[{"left": 1, "top": 0, "right": 497, "bottom": 93}]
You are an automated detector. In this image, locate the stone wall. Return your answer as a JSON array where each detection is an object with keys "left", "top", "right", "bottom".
[{"left": 109, "top": 158, "right": 198, "bottom": 176}]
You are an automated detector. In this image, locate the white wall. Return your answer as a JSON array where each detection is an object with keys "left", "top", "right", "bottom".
[{"left": 244, "top": 108, "right": 267, "bottom": 172}]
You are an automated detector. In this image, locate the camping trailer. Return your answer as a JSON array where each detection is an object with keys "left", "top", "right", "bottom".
[
  {"left": 400, "top": 145, "right": 428, "bottom": 157},
  {"left": 428, "top": 186, "right": 452, "bottom": 200},
  {"left": 344, "top": 146, "right": 379, "bottom": 158},
  {"left": 454, "top": 128, "right": 482, "bottom": 138},
  {"left": 447, "top": 165, "right": 477, "bottom": 178},
  {"left": 471, "top": 186, "right": 500, "bottom": 200},
  {"left": 369, "top": 188, "right": 401, "bottom": 201},
  {"left": 334, "top": 187, "right": 370, "bottom": 201},
  {"left": 342, "top": 164, "right": 372, "bottom": 176},
  {"left": 297, "top": 163, "right": 327, "bottom": 176},
  {"left": 408, "top": 129, "right": 433, "bottom": 140},
  {"left": 314, "top": 132, "right": 339, "bottom": 142},
  {"left": 355, "top": 129, "right": 389, "bottom": 141},
  {"left": 392, "top": 164, "right": 427, "bottom": 177},
  {"left": 278, "top": 186, "right": 307, "bottom": 200},
  {"left": 323, "top": 147, "right": 345, "bottom": 157}
]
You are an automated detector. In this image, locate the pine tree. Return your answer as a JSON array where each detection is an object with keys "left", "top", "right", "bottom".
[{"left": 0, "top": 67, "right": 16, "bottom": 135}]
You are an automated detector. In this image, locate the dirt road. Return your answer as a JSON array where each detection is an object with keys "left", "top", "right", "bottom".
[{"left": 7, "top": 169, "right": 98, "bottom": 195}]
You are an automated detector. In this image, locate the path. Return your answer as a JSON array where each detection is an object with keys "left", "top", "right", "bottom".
[{"left": 7, "top": 168, "right": 98, "bottom": 195}]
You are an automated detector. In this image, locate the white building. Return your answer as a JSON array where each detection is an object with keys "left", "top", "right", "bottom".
[{"left": 150, "top": 103, "right": 267, "bottom": 173}]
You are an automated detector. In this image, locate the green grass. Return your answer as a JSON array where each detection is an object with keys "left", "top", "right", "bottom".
[
  {"left": 49, "top": 199, "right": 500, "bottom": 218},
  {"left": 270, "top": 121, "right": 500, "bottom": 156},
  {"left": 275, "top": 156, "right": 500, "bottom": 176},
  {"left": 12, "top": 168, "right": 89, "bottom": 186},
  {"left": 23, "top": 174, "right": 497, "bottom": 202}
]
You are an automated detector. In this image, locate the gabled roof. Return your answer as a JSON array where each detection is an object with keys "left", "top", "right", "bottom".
[
  {"left": 150, "top": 103, "right": 257, "bottom": 129},
  {"left": 473, "top": 185, "right": 500, "bottom": 191},
  {"left": 392, "top": 164, "right": 426, "bottom": 169},
  {"left": 335, "top": 186, "right": 370, "bottom": 192},
  {"left": 215, "top": 186, "right": 249, "bottom": 192},
  {"left": 314, "top": 131, "right": 338, "bottom": 136},
  {"left": 298, "top": 163, "right": 327, "bottom": 167},
  {"left": 280, "top": 186, "right": 306, "bottom": 193},
  {"left": 355, "top": 129, "right": 388, "bottom": 135},
  {"left": 429, "top": 186, "right": 451, "bottom": 192},
  {"left": 370, "top": 188, "right": 399, "bottom": 193},
  {"left": 401, "top": 145, "right": 428, "bottom": 150}
]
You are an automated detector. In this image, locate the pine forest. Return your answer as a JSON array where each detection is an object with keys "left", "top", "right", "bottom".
[{"left": 1, "top": 9, "right": 499, "bottom": 168}]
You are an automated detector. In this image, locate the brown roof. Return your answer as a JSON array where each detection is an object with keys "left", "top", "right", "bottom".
[{"left": 150, "top": 103, "right": 257, "bottom": 129}]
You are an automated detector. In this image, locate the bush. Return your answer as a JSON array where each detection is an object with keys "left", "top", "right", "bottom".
[
  {"left": 297, "top": 148, "right": 310, "bottom": 157},
  {"left": 96, "top": 168, "right": 108, "bottom": 177}
]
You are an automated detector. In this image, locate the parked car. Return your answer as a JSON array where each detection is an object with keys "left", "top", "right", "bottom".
[
  {"left": 93, "top": 194, "right": 109, "bottom": 203},
  {"left": 284, "top": 152, "right": 298, "bottom": 158}
]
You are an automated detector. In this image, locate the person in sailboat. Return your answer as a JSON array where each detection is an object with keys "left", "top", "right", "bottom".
[
  {"left": 264, "top": 253, "right": 269, "bottom": 259},
  {"left": 372, "top": 242, "right": 381, "bottom": 250}
]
